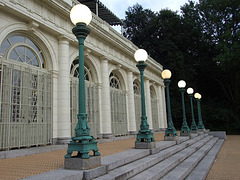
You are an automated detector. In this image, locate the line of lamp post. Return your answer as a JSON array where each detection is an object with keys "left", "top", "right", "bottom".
[
  {"left": 162, "top": 70, "right": 206, "bottom": 140},
  {"left": 64, "top": 3, "right": 206, "bottom": 170}
]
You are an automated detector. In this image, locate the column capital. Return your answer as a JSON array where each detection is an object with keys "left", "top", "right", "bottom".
[
  {"left": 28, "top": 21, "right": 39, "bottom": 32},
  {"left": 49, "top": 70, "right": 59, "bottom": 78},
  {"left": 100, "top": 56, "right": 111, "bottom": 62},
  {"left": 57, "top": 35, "right": 71, "bottom": 43}
]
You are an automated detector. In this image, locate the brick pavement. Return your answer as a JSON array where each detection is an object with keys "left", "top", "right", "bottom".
[
  {"left": 206, "top": 135, "right": 240, "bottom": 180},
  {"left": 0, "top": 133, "right": 164, "bottom": 180}
]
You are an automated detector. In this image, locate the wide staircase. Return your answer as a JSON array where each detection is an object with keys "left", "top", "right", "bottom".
[
  {"left": 24, "top": 132, "right": 225, "bottom": 180},
  {"left": 85, "top": 132, "right": 224, "bottom": 180}
]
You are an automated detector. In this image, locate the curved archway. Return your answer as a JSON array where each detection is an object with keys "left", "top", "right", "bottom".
[
  {"left": 0, "top": 30, "right": 53, "bottom": 150},
  {"left": 109, "top": 69, "right": 128, "bottom": 136},
  {"left": 0, "top": 22, "right": 57, "bottom": 71},
  {"left": 133, "top": 79, "right": 141, "bottom": 131},
  {"left": 150, "top": 85, "right": 159, "bottom": 131}
]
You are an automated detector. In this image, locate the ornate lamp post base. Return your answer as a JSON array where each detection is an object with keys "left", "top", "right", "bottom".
[
  {"left": 164, "top": 127, "right": 179, "bottom": 141},
  {"left": 180, "top": 124, "right": 191, "bottom": 136},
  {"left": 135, "top": 130, "right": 156, "bottom": 149},
  {"left": 190, "top": 123, "right": 198, "bottom": 132},
  {"left": 65, "top": 137, "right": 100, "bottom": 159}
]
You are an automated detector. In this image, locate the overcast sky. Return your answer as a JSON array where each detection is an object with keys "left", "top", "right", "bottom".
[{"left": 99, "top": 0, "right": 199, "bottom": 20}]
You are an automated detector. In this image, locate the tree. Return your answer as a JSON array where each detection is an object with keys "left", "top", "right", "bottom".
[{"left": 123, "top": 0, "right": 240, "bottom": 134}]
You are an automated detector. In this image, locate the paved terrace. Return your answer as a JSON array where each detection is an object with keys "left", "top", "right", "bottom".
[{"left": 0, "top": 133, "right": 239, "bottom": 180}]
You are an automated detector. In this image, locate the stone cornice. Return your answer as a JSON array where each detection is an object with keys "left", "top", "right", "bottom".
[{"left": 2, "top": 0, "right": 163, "bottom": 82}]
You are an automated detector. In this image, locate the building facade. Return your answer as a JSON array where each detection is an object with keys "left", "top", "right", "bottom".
[{"left": 0, "top": 0, "right": 167, "bottom": 150}]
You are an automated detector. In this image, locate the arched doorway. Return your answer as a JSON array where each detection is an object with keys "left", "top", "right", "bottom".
[
  {"left": 109, "top": 71, "right": 127, "bottom": 136},
  {"left": 70, "top": 59, "right": 100, "bottom": 138},
  {"left": 150, "top": 86, "right": 159, "bottom": 131},
  {"left": 0, "top": 35, "right": 52, "bottom": 150},
  {"left": 133, "top": 80, "right": 141, "bottom": 131}
]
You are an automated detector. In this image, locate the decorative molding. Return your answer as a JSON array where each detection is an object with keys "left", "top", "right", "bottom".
[{"left": 28, "top": 21, "right": 39, "bottom": 32}]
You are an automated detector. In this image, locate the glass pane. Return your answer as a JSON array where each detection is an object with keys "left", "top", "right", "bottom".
[
  {"left": 9, "top": 51, "right": 18, "bottom": 61},
  {"left": 32, "top": 57, "right": 39, "bottom": 67},
  {"left": 26, "top": 38, "right": 39, "bottom": 52},
  {"left": 0, "top": 40, "right": 11, "bottom": 55},
  {"left": 8, "top": 36, "right": 25, "bottom": 44},
  {"left": 15, "top": 46, "right": 25, "bottom": 58},
  {"left": 26, "top": 48, "right": 35, "bottom": 60}
]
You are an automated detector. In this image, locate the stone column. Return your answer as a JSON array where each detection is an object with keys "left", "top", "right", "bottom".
[
  {"left": 56, "top": 37, "right": 71, "bottom": 144},
  {"left": 145, "top": 79, "right": 153, "bottom": 130},
  {"left": 100, "top": 57, "right": 113, "bottom": 138},
  {"left": 127, "top": 71, "right": 137, "bottom": 134},
  {"left": 51, "top": 70, "right": 59, "bottom": 144}
]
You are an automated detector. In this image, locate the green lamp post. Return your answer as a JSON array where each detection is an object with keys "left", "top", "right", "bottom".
[
  {"left": 162, "top": 70, "right": 178, "bottom": 140},
  {"left": 134, "top": 49, "right": 155, "bottom": 149},
  {"left": 187, "top": 88, "right": 198, "bottom": 132},
  {"left": 194, "top": 93, "right": 205, "bottom": 131},
  {"left": 65, "top": 4, "right": 100, "bottom": 160},
  {"left": 178, "top": 80, "right": 190, "bottom": 136}
]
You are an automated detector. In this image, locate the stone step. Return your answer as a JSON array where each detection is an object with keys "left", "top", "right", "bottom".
[
  {"left": 186, "top": 139, "right": 225, "bottom": 180},
  {"left": 160, "top": 137, "right": 219, "bottom": 180},
  {"left": 129, "top": 136, "right": 213, "bottom": 180},
  {"left": 96, "top": 135, "right": 211, "bottom": 180}
]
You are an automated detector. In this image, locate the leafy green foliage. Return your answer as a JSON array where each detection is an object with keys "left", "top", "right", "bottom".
[{"left": 123, "top": 0, "right": 240, "bottom": 134}]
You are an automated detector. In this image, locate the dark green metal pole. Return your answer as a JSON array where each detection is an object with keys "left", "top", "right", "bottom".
[
  {"left": 135, "top": 61, "right": 155, "bottom": 143},
  {"left": 189, "top": 94, "right": 198, "bottom": 131},
  {"left": 65, "top": 23, "right": 100, "bottom": 159},
  {"left": 180, "top": 88, "right": 190, "bottom": 134},
  {"left": 196, "top": 99, "right": 205, "bottom": 130},
  {"left": 164, "top": 79, "right": 178, "bottom": 137}
]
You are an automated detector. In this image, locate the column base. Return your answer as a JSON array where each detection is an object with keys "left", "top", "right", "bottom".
[
  {"left": 180, "top": 132, "right": 190, "bottom": 136},
  {"left": 135, "top": 141, "right": 156, "bottom": 149},
  {"left": 191, "top": 130, "right": 198, "bottom": 134},
  {"left": 53, "top": 137, "right": 71, "bottom": 145},
  {"left": 129, "top": 131, "right": 138, "bottom": 135},
  {"left": 101, "top": 133, "right": 114, "bottom": 139},
  {"left": 164, "top": 136, "right": 179, "bottom": 141},
  {"left": 198, "top": 129, "right": 205, "bottom": 132},
  {"left": 64, "top": 156, "right": 101, "bottom": 170}
]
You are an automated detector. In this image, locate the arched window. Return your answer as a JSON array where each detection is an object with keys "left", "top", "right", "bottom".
[
  {"left": 150, "top": 86, "right": 156, "bottom": 99},
  {"left": 109, "top": 72, "right": 120, "bottom": 89},
  {"left": 133, "top": 82, "right": 140, "bottom": 95},
  {"left": 70, "top": 59, "right": 92, "bottom": 81},
  {"left": 0, "top": 35, "right": 45, "bottom": 68}
]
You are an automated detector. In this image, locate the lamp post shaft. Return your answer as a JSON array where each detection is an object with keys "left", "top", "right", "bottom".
[
  {"left": 78, "top": 37, "right": 86, "bottom": 114},
  {"left": 165, "top": 80, "right": 173, "bottom": 126},
  {"left": 140, "top": 67, "right": 146, "bottom": 118},
  {"left": 180, "top": 89, "right": 186, "bottom": 122},
  {"left": 196, "top": 99, "right": 205, "bottom": 130},
  {"left": 189, "top": 94, "right": 198, "bottom": 131},
  {"left": 164, "top": 79, "right": 178, "bottom": 137},
  {"left": 180, "top": 89, "right": 190, "bottom": 134}
]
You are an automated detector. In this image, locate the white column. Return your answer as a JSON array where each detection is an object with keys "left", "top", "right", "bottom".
[
  {"left": 51, "top": 70, "right": 59, "bottom": 144},
  {"left": 158, "top": 85, "right": 165, "bottom": 130},
  {"left": 127, "top": 71, "right": 137, "bottom": 134},
  {"left": 145, "top": 79, "right": 153, "bottom": 130},
  {"left": 57, "top": 37, "right": 71, "bottom": 143},
  {"left": 162, "top": 86, "right": 168, "bottom": 128},
  {"left": 100, "top": 57, "right": 113, "bottom": 138}
]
